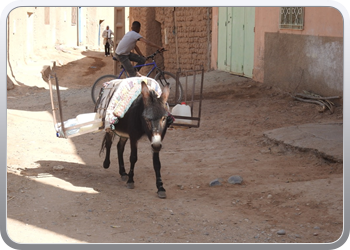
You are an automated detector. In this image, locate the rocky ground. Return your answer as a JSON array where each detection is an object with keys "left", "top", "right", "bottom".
[{"left": 6, "top": 47, "right": 343, "bottom": 244}]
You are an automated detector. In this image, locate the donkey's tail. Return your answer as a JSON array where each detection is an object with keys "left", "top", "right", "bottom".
[{"left": 99, "top": 131, "right": 115, "bottom": 156}]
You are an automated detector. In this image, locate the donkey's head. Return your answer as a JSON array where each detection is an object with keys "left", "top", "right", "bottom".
[{"left": 141, "top": 81, "right": 170, "bottom": 152}]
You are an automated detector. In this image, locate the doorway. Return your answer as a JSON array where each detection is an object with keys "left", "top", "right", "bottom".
[{"left": 218, "top": 7, "right": 255, "bottom": 78}]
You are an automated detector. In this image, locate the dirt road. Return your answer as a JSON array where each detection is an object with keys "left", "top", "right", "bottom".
[{"left": 6, "top": 48, "right": 343, "bottom": 244}]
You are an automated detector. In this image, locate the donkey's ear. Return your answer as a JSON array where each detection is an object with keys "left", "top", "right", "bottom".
[
  {"left": 141, "top": 81, "right": 150, "bottom": 105},
  {"left": 161, "top": 84, "right": 170, "bottom": 104}
]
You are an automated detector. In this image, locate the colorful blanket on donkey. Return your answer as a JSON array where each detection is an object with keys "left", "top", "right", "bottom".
[{"left": 104, "top": 77, "right": 162, "bottom": 130}]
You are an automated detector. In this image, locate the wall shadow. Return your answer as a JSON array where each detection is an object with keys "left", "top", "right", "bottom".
[{"left": 7, "top": 157, "right": 157, "bottom": 244}]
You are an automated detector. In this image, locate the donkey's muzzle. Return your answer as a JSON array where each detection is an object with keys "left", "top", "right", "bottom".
[{"left": 151, "top": 134, "right": 162, "bottom": 152}]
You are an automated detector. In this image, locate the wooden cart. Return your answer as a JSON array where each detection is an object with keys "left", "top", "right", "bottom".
[
  {"left": 49, "top": 74, "right": 103, "bottom": 138},
  {"left": 170, "top": 68, "right": 204, "bottom": 128},
  {"left": 48, "top": 68, "right": 204, "bottom": 138}
]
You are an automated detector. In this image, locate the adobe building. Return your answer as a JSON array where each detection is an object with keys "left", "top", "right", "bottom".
[
  {"left": 129, "top": 7, "right": 343, "bottom": 97},
  {"left": 7, "top": 7, "right": 114, "bottom": 89},
  {"left": 7, "top": 7, "right": 343, "bottom": 98},
  {"left": 129, "top": 7, "right": 212, "bottom": 74},
  {"left": 253, "top": 7, "right": 343, "bottom": 97}
]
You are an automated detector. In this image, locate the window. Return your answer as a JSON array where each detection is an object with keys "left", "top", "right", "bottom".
[{"left": 279, "top": 7, "right": 304, "bottom": 30}]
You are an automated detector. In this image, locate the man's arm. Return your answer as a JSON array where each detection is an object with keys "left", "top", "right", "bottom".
[
  {"left": 139, "top": 37, "right": 163, "bottom": 51},
  {"left": 134, "top": 45, "right": 144, "bottom": 57}
]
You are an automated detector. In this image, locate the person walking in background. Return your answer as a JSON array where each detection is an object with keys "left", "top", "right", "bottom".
[
  {"left": 102, "top": 25, "right": 114, "bottom": 57},
  {"left": 115, "top": 21, "right": 164, "bottom": 77}
]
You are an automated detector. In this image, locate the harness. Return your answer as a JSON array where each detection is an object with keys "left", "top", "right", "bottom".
[
  {"left": 94, "top": 77, "right": 163, "bottom": 135},
  {"left": 94, "top": 80, "right": 120, "bottom": 130}
]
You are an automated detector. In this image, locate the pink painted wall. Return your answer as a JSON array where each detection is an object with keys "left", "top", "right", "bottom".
[{"left": 254, "top": 7, "right": 343, "bottom": 83}]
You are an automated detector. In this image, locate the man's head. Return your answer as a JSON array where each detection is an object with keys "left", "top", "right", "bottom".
[
  {"left": 131, "top": 21, "right": 141, "bottom": 33},
  {"left": 106, "top": 25, "right": 109, "bottom": 30}
]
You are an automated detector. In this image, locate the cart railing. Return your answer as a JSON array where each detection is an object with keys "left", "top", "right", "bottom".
[
  {"left": 170, "top": 67, "right": 204, "bottom": 128},
  {"left": 49, "top": 74, "right": 103, "bottom": 138},
  {"left": 49, "top": 68, "right": 204, "bottom": 138}
]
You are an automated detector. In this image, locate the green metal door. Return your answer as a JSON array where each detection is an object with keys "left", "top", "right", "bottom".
[{"left": 218, "top": 7, "right": 255, "bottom": 78}]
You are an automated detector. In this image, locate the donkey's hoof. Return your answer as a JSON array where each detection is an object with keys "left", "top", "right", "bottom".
[
  {"left": 157, "top": 191, "right": 167, "bottom": 199},
  {"left": 126, "top": 182, "right": 134, "bottom": 189},
  {"left": 121, "top": 175, "right": 128, "bottom": 182},
  {"left": 103, "top": 161, "right": 110, "bottom": 169}
]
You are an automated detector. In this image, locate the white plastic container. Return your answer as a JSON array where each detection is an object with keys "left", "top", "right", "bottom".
[
  {"left": 76, "top": 113, "right": 102, "bottom": 133},
  {"left": 56, "top": 112, "right": 102, "bottom": 138},
  {"left": 171, "top": 102, "right": 192, "bottom": 124}
]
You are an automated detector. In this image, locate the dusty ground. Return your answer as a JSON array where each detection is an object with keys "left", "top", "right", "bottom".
[{"left": 6, "top": 47, "right": 343, "bottom": 244}]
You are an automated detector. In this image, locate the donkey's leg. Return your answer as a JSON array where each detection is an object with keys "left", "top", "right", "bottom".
[
  {"left": 117, "top": 137, "right": 128, "bottom": 181},
  {"left": 126, "top": 139, "right": 138, "bottom": 189},
  {"left": 103, "top": 132, "right": 113, "bottom": 169},
  {"left": 153, "top": 152, "right": 166, "bottom": 198}
]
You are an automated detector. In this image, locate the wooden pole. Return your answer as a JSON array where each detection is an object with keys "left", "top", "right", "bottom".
[
  {"left": 113, "top": 7, "right": 118, "bottom": 75},
  {"left": 173, "top": 8, "right": 180, "bottom": 70},
  {"left": 113, "top": 8, "right": 125, "bottom": 75},
  {"left": 206, "top": 7, "right": 211, "bottom": 71}
]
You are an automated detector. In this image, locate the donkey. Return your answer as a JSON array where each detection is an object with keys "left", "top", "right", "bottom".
[{"left": 100, "top": 81, "right": 170, "bottom": 198}]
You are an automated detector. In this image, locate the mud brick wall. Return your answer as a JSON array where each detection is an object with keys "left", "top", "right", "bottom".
[
  {"left": 130, "top": 7, "right": 212, "bottom": 75},
  {"left": 129, "top": 7, "right": 163, "bottom": 77}
]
